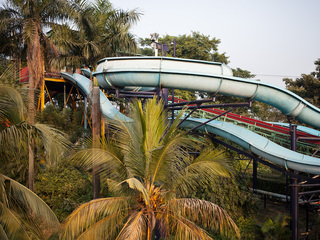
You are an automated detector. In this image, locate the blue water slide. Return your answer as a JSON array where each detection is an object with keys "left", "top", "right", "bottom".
[
  {"left": 61, "top": 70, "right": 320, "bottom": 174},
  {"left": 60, "top": 72, "right": 131, "bottom": 122},
  {"left": 268, "top": 122, "right": 320, "bottom": 137},
  {"left": 94, "top": 57, "right": 320, "bottom": 130}
]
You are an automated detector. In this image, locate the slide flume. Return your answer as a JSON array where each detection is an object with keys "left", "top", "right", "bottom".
[
  {"left": 94, "top": 57, "right": 320, "bottom": 129},
  {"left": 61, "top": 70, "right": 320, "bottom": 174}
]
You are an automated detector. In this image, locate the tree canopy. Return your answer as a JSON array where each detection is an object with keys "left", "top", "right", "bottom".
[
  {"left": 284, "top": 58, "right": 320, "bottom": 108},
  {"left": 140, "top": 31, "right": 229, "bottom": 63},
  {"left": 50, "top": 0, "right": 141, "bottom": 70},
  {"left": 62, "top": 97, "right": 240, "bottom": 240}
]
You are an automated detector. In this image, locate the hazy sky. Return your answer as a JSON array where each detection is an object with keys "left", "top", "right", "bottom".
[
  {"left": 113, "top": 0, "right": 320, "bottom": 88},
  {"left": 1, "top": 0, "right": 319, "bottom": 88}
]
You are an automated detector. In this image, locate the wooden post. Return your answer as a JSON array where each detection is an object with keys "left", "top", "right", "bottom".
[{"left": 92, "top": 83, "right": 101, "bottom": 199}]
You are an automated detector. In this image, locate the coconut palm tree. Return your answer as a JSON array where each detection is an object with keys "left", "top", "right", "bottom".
[
  {"left": 0, "top": 0, "right": 72, "bottom": 122},
  {"left": 50, "top": 0, "right": 141, "bottom": 70},
  {"left": 49, "top": 0, "right": 141, "bottom": 198},
  {"left": 0, "top": 174, "right": 60, "bottom": 239},
  {"left": 0, "top": 0, "right": 73, "bottom": 190},
  {"left": 0, "top": 83, "right": 71, "bottom": 239},
  {"left": 0, "top": 66, "right": 70, "bottom": 188},
  {"left": 62, "top": 97, "right": 240, "bottom": 240}
]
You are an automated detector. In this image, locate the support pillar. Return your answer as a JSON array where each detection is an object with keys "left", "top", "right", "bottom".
[
  {"left": 40, "top": 82, "right": 45, "bottom": 110},
  {"left": 84, "top": 97, "right": 87, "bottom": 130},
  {"left": 162, "top": 88, "right": 168, "bottom": 107},
  {"left": 171, "top": 89, "right": 175, "bottom": 124},
  {"left": 92, "top": 86, "right": 101, "bottom": 199},
  {"left": 290, "top": 124, "right": 299, "bottom": 240},
  {"left": 253, "top": 158, "right": 258, "bottom": 193}
]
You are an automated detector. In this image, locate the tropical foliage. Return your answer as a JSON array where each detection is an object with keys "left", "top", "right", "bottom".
[
  {"left": 0, "top": 84, "right": 70, "bottom": 239},
  {"left": 0, "top": 0, "right": 72, "bottom": 121},
  {"left": 50, "top": 0, "right": 141, "bottom": 70},
  {"left": 61, "top": 98, "right": 240, "bottom": 239},
  {"left": 0, "top": 174, "right": 60, "bottom": 239},
  {"left": 261, "top": 215, "right": 291, "bottom": 240}
]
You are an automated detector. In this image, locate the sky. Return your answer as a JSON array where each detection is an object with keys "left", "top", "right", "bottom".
[{"left": 113, "top": 0, "right": 320, "bottom": 88}]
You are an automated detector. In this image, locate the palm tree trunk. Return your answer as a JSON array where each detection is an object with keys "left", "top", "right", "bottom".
[
  {"left": 92, "top": 86, "right": 101, "bottom": 199},
  {"left": 27, "top": 25, "right": 43, "bottom": 191},
  {"left": 28, "top": 137, "right": 34, "bottom": 191},
  {"left": 27, "top": 64, "right": 35, "bottom": 191}
]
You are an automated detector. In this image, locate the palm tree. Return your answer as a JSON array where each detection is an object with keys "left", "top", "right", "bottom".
[
  {"left": 0, "top": 83, "right": 71, "bottom": 239},
  {"left": 49, "top": 0, "right": 141, "bottom": 198},
  {"left": 262, "top": 215, "right": 291, "bottom": 240},
  {"left": 0, "top": 0, "right": 72, "bottom": 190},
  {"left": 0, "top": 67, "right": 70, "bottom": 188},
  {"left": 0, "top": 174, "right": 60, "bottom": 239},
  {"left": 50, "top": 0, "right": 141, "bottom": 70},
  {"left": 62, "top": 97, "right": 240, "bottom": 240}
]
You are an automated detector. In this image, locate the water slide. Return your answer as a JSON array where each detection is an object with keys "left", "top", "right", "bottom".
[
  {"left": 61, "top": 56, "right": 320, "bottom": 174},
  {"left": 95, "top": 57, "right": 320, "bottom": 129},
  {"left": 169, "top": 96, "right": 320, "bottom": 146}
]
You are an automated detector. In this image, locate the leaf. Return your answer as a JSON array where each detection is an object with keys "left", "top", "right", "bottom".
[{"left": 121, "top": 178, "right": 150, "bottom": 205}]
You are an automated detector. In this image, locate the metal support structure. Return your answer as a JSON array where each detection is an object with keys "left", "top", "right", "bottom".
[
  {"left": 171, "top": 89, "right": 175, "bottom": 123},
  {"left": 290, "top": 124, "right": 299, "bottom": 240},
  {"left": 253, "top": 158, "right": 258, "bottom": 193},
  {"left": 84, "top": 97, "right": 87, "bottom": 130},
  {"left": 170, "top": 102, "right": 251, "bottom": 111}
]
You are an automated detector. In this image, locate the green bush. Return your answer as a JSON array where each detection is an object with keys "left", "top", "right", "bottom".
[
  {"left": 35, "top": 160, "right": 92, "bottom": 221},
  {"left": 237, "top": 217, "right": 264, "bottom": 239},
  {"left": 39, "top": 105, "right": 88, "bottom": 143},
  {"left": 192, "top": 175, "right": 259, "bottom": 219}
]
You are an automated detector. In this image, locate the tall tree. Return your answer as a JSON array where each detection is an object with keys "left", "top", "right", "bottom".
[
  {"left": 284, "top": 58, "right": 320, "bottom": 108},
  {"left": 0, "top": 0, "right": 72, "bottom": 190},
  {"left": 62, "top": 97, "right": 240, "bottom": 240},
  {"left": 140, "top": 31, "right": 229, "bottom": 63},
  {"left": 50, "top": 0, "right": 141, "bottom": 198},
  {"left": 0, "top": 84, "right": 70, "bottom": 239},
  {"left": 51, "top": 0, "right": 141, "bottom": 70}
]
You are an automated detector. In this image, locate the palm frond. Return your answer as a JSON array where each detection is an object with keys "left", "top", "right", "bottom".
[
  {"left": 116, "top": 211, "right": 147, "bottom": 240},
  {"left": 71, "top": 145, "right": 128, "bottom": 181},
  {"left": 0, "top": 86, "right": 24, "bottom": 125},
  {"left": 0, "top": 224, "right": 9, "bottom": 240},
  {"left": 62, "top": 197, "right": 129, "bottom": 240},
  {"left": 0, "top": 202, "right": 33, "bottom": 240},
  {"left": 2, "top": 174, "right": 60, "bottom": 228},
  {"left": 0, "top": 174, "right": 60, "bottom": 239},
  {"left": 173, "top": 149, "right": 233, "bottom": 196},
  {"left": 169, "top": 198, "right": 240, "bottom": 239},
  {"left": 121, "top": 178, "right": 150, "bottom": 206},
  {"left": 167, "top": 211, "right": 213, "bottom": 240},
  {"left": 30, "top": 123, "right": 71, "bottom": 165}
]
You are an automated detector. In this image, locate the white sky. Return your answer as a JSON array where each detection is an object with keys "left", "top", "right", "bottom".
[{"left": 113, "top": 0, "right": 320, "bottom": 88}]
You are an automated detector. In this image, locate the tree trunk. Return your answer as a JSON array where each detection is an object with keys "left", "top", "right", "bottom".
[
  {"left": 92, "top": 86, "right": 101, "bottom": 199},
  {"left": 28, "top": 137, "right": 34, "bottom": 191},
  {"left": 27, "top": 24, "right": 43, "bottom": 191}
]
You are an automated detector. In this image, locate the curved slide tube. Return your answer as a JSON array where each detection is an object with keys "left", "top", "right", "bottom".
[
  {"left": 94, "top": 57, "right": 320, "bottom": 130},
  {"left": 61, "top": 72, "right": 320, "bottom": 174},
  {"left": 60, "top": 72, "right": 131, "bottom": 122},
  {"left": 268, "top": 122, "right": 320, "bottom": 137}
]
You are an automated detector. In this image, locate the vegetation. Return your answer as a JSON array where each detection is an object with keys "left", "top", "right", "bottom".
[
  {"left": 50, "top": 0, "right": 141, "bottom": 71},
  {"left": 62, "top": 98, "right": 240, "bottom": 239},
  {"left": 0, "top": 85, "right": 69, "bottom": 239},
  {"left": 35, "top": 160, "right": 93, "bottom": 222},
  {"left": 0, "top": 0, "right": 319, "bottom": 238},
  {"left": 284, "top": 58, "right": 320, "bottom": 108},
  {"left": 261, "top": 215, "right": 291, "bottom": 240}
]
